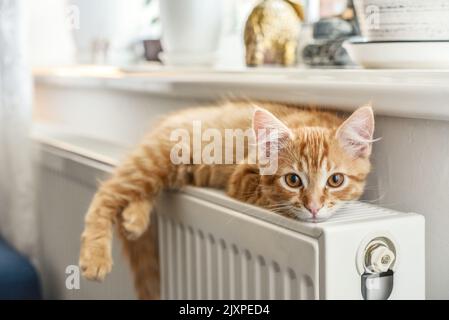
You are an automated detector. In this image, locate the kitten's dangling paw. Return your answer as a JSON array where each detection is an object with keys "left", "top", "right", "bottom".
[
  {"left": 121, "top": 200, "right": 152, "bottom": 240},
  {"left": 79, "top": 238, "right": 113, "bottom": 281}
]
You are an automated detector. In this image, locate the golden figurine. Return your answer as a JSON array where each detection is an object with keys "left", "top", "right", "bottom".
[{"left": 244, "top": 0, "right": 304, "bottom": 67}]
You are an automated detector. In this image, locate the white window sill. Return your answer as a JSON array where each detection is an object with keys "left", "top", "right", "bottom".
[{"left": 34, "top": 66, "right": 449, "bottom": 121}]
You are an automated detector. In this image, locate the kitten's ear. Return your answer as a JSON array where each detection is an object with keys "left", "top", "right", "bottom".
[
  {"left": 252, "top": 108, "right": 293, "bottom": 146},
  {"left": 336, "top": 106, "right": 375, "bottom": 158}
]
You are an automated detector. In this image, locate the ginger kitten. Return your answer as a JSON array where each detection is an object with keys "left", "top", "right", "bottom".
[{"left": 79, "top": 102, "right": 375, "bottom": 299}]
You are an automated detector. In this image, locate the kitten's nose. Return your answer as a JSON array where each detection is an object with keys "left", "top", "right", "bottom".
[{"left": 305, "top": 202, "right": 323, "bottom": 217}]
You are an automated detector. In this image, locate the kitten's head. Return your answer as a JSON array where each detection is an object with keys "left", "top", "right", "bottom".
[{"left": 253, "top": 106, "right": 375, "bottom": 222}]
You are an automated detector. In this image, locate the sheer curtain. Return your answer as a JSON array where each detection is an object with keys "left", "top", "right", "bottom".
[{"left": 0, "top": 0, "right": 36, "bottom": 260}]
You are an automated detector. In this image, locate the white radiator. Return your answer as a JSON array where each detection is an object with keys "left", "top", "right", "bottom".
[
  {"left": 157, "top": 188, "right": 425, "bottom": 300},
  {"left": 34, "top": 135, "right": 426, "bottom": 300}
]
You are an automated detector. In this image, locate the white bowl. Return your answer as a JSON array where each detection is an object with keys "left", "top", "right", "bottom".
[
  {"left": 343, "top": 40, "right": 449, "bottom": 69},
  {"left": 354, "top": 0, "right": 449, "bottom": 41}
]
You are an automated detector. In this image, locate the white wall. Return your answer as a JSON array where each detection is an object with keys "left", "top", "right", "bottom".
[{"left": 368, "top": 116, "right": 449, "bottom": 299}]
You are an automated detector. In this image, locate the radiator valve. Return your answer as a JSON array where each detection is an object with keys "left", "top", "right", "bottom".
[
  {"left": 366, "top": 243, "right": 395, "bottom": 273},
  {"left": 360, "top": 237, "right": 396, "bottom": 300}
]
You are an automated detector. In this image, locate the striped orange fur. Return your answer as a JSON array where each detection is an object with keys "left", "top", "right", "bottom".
[{"left": 79, "top": 102, "right": 375, "bottom": 299}]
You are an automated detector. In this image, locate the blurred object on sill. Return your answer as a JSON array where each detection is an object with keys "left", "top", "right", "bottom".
[
  {"left": 244, "top": 0, "right": 304, "bottom": 67},
  {"left": 159, "top": 0, "right": 224, "bottom": 67},
  {"left": 343, "top": 39, "right": 449, "bottom": 69},
  {"left": 302, "top": 0, "right": 359, "bottom": 66},
  {"left": 215, "top": 0, "right": 253, "bottom": 69},
  {"left": 89, "top": 38, "right": 110, "bottom": 65},
  {"left": 320, "top": 0, "right": 349, "bottom": 18},
  {"left": 159, "top": 52, "right": 216, "bottom": 67},
  {"left": 354, "top": 0, "right": 449, "bottom": 42},
  {"left": 68, "top": 0, "right": 147, "bottom": 65},
  {"left": 347, "top": 0, "right": 449, "bottom": 69},
  {"left": 142, "top": 0, "right": 162, "bottom": 62},
  {"left": 143, "top": 40, "right": 162, "bottom": 62},
  {"left": 303, "top": 38, "right": 352, "bottom": 66}
]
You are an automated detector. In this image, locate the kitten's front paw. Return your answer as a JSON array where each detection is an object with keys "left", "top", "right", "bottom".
[
  {"left": 121, "top": 200, "right": 152, "bottom": 240},
  {"left": 79, "top": 240, "right": 112, "bottom": 281}
]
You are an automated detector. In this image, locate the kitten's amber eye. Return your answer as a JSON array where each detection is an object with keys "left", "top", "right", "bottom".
[
  {"left": 327, "top": 173, "right": 345, "bottom": 188},
  {"left": 284, "top": 173, "right": 303, "bottom": 188}
]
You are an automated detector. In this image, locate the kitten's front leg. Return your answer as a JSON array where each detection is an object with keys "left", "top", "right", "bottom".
[
  {"left": 79, "top": 191, "right": 117, "bottom": 281},
  {"left": 79, "top": 184, "right": 158, "bottom": 281},
  {"left": 79, "top": 143, "right": 167, "bottom": 281},
  {"left": 227, "top": 163, "right": 265, "bottom": 205}
]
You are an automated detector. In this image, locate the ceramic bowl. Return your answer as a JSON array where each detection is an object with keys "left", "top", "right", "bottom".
[
  {"left": 344, "top": 39, "right": 449, "bottom": 68},
  {"left": 354, "top": 0, "right": 449, "bottom": 41}
]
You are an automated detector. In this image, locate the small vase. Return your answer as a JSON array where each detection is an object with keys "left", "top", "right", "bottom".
[{"left": 159, "top": 0, "right": 224, "bottom": 66}]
